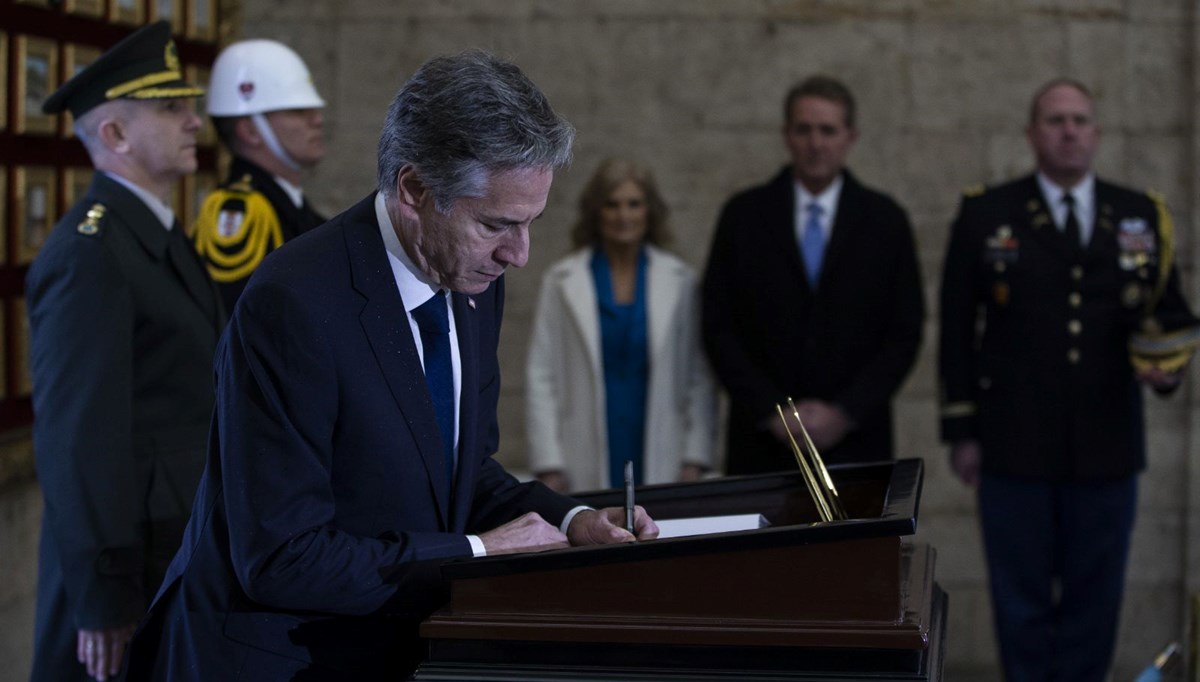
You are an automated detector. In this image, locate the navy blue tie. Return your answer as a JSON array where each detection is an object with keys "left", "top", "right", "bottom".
[
  {"left": 412, "top": 292, "right": 456, "bottom": 492},
  {"left": 802, "top": 203, "right": 826, "bottom": 287}
]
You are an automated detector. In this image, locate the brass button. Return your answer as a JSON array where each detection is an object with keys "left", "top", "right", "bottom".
[
  {"left": 1067, "top": 348, "right": 1081, "bottom": 364},
  {"left": 1071, "top": 266, "right": 1084, "bottom": 280},
  {"left": 1069, "top": 292, "right": 1082, "bottom": 307},
  {"left": 1068, "top": 320, "right": 1082, "bottom": 335}
]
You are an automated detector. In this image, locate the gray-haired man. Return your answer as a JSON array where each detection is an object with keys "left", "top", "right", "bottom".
[{"left": 125, "top": 50, "right": 658, "bottom": 680}]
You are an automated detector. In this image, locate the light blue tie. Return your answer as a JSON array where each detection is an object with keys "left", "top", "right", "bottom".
[
  {"left": 802, "top": 203, "right": 825, "bottom": 287},
  {"left": 412, "top": 292, "right": 456, "bottom": 496}
]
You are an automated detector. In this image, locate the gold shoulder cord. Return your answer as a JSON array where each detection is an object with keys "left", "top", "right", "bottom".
[
  {"left": 192, "top": 189, "right": 284, "bottom": 283},
  {"left": 1147, "top": 190, "right": 1173, "bottom": 315}
]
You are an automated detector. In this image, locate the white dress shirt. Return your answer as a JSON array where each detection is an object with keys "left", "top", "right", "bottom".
[
  {"left": 793, "top": 174, "right": 844, "bottom": 245},
  {"left": 1037, "top": 172, "right": 1095, "bottom": 247}
]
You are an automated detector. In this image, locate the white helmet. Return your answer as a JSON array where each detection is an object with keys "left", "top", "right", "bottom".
[{"left": 207, "top": 39, "right": 325, "bottom": 116}]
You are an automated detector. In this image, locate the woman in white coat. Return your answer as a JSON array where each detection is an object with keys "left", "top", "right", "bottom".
[{"left": 526, "top": 158, "right": 717, "bottom": 493}]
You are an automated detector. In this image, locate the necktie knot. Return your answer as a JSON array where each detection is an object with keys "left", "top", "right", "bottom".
[{"left": 413, "top": 291, "right": 450, "bottom": 335}]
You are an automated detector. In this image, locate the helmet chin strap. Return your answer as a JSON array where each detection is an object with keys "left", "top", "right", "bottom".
[{"left": 252, "top": 113, "right": 301, "bottom": 172}]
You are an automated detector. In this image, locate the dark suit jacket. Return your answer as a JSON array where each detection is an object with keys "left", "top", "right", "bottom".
[
  {"left": 193, "top": 156, "right": 327, "bottom": 313},
  {"left": 26, "top": 173, "right": 223, "bottom": 678},
  {"left": 938, "top": 174, "right": 1197, "bottom": 480},
  {"left": 126, "top": 193, "right": 577, "bottom": 680},
  {"left": 702, "top": 167, "right": 924, "bottom": 474}
]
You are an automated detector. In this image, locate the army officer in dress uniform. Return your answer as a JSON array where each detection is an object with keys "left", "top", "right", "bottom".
[
  {"left": 26, "top": 21, "right": 223, "bottom": 682},
  {"left": 938, "top": 78, "right": 1199, "bottom": 682},
  {"left": 191, "top": 39, "right": 327, "bottom": 313}
]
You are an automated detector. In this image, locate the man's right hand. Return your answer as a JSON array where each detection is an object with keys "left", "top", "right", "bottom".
[
  {"left": 478, "top": 511, "right": 569, "bottom": 556},
  {"left": 950, "top": 440, "right": 983, "bottom": 489}
]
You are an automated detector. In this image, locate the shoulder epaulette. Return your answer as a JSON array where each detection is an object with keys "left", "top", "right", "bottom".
[
  {"left": 962, "top": 183, "right": 985, "bottom": 198},
  {"left": 76, "top": 203, "right": 106, "bottom": 236}
]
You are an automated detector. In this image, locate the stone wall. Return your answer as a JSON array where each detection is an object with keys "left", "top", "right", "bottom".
[{"left": 0, "top": 1, "right": 1196, "bottom": 679}]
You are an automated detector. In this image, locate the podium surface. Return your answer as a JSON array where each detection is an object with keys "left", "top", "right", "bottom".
[{"left": 416, "top": 459, "right": 946, "bottom": 681}]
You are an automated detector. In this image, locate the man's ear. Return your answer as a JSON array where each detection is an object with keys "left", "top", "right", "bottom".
[
  {"left": 97, "top": 116, "right": 130, "bottom": 154},
  {"left": 395, "top": 164, "right": 430, "bottom": 217},
  {"left": 234, "top": 116, "right": 262, "bottom": 148}
]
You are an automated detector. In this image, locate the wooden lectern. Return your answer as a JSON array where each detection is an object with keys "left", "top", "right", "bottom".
[{"left": 415, "top": 459, "right": 945, "bottom": 681}]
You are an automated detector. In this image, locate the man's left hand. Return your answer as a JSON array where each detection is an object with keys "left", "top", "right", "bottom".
[
  {"left": 77, "top": 623, "right": 136, "bottom": 681},
  {"left": 567, "top": 507, "right": 659, "bottom": 546},
  {"left": 794, "top": 400, "right": 853, "bottom": 450}
]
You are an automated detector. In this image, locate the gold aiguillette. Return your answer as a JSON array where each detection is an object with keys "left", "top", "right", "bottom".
[{"left": 775, "top": 398, "right": 848, "bottom": 522}]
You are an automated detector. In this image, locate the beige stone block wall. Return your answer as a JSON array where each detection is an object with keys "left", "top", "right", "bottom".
[
  {"left": 225, "top": 0, "right": 1200, "bottom": 678},
  {"left": 0, "top": 1, "right": 1195, "bottom": 679}
]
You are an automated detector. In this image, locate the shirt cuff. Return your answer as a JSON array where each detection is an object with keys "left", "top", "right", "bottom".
[
  {"left": 560, "top": 505, "right": 592, "bottom": 535},
  {"left": 467, "top": 534, "right": 486, "bottom": 557}
]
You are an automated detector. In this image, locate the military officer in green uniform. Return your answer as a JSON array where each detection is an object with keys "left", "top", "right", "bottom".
[
  {"left": 192, "top": 39, "right": 327, "bottom": 312},
  {"left": 938, "top": 78, "right": 1199, "bottom": 682},
  {"left": 27, "top": 21, "right": 224, "bottom": 682}
]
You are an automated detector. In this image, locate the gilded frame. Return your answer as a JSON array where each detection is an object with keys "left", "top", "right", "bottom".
[
  {"left": 0, "top": 33, "right": 8, "bottom": 132},
  {"left": 109, "top": 0, "right": 145, "bottom": 26},
  {"left": 187, "top": 0, "right": 216, "bottom": 41},
  {"left": 13, "top": 298, "right": 31, "bottom": 397},
  {"left": 62, "top": 44, "right": 103, "bottom": 137},
  {"left": 65, "top": 0, "right": 106, "bottom": 18},
  {"left": 62, "top": 167, "right": 94, "bottom": 212},
  {"left": 15, "top": 166, "right": 57, "bottom": 265},
  {"left": 151, "top": 0, "right": 184, "bottom": 34},
  {"left": 15, "top": 35, "right": 59, "bottom": 136}
]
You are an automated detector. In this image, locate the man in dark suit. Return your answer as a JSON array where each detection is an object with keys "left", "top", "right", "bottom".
[
  {"left": 124, "top": 50, "right": 657, "bottom": 681},
  {"left": 939, "top": 78, "right": 1198, "bottom": 681},
  {"left": 702, "top": 75, "right": 924, "bottom": 475},
  {"left": 192, "top": 39, "right": 328, "bottom": 312},
  {"left": 26, "top": 21, "right": 223, "bottom": 682}
]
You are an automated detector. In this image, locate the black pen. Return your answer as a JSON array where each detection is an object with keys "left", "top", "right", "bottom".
[{"left": 623, "top": 460, "right": 635, "bottom": 534}]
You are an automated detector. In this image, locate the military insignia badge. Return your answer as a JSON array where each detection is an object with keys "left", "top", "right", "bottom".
[
  {"left": 217, "top": 209, "right": 246, "bottom": 238},
  {"left": 1117, "top": 216, "right": 1156, "bottom": 269},
  {"left": 985, "top": 225, "right": 1020, "bottom": 265},
  {"left": 77, "top": 203, "right": 105, "bottom": 235}
]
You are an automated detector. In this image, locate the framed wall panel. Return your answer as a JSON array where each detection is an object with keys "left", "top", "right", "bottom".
[
  {"left": 12, "top": 299, "right": 31, "bottom": 398},
  {"left": 188, "top": 0, "right": 216, "bottom": 41},
  {"left": 0, "top": 167, "right": 7, "bottom": 264},
  {"left": 65, "top": 0, "right": 106, "bottom": 18},
  {"left": 151, "top": 0, "right": 183, "bottom": 34},
  {"left": 109, "top": 0, "right": 145, "bottom": 25},
  {"left": 0, "top": 33, "right": 7, "bottom": 132},
  {"left": 62, "top": 44, "right": 103, "bottom": 137},
  {"left": 14, "top": 35, "right": 59, "bottom": 136},
  {"left": 62, "top": 167, "right": 94, "bottom": 214},
  {"left": 14, "top": 166, "right": 57, "bottom": 265},
  {"left": 187, "top": 65, "right": 216, "bottom": 146}
]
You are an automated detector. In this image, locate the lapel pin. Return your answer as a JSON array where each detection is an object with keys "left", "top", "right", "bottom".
[{"left": 467, "top": 297, "right": 476, "bottom": 310}]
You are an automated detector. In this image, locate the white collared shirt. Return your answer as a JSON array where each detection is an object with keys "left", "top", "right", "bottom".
[
  {"left": 273, "top": 175, "right": 305, "bottom": 209},
  {"left": 1037, "top": 172, "right": 1095, "bottom": 247},
  {"left": 104, "top": 172, "right": 177, "bottom": 231},
  {"left": 793, "top": 174, "right": 843, "bottom": 246}
]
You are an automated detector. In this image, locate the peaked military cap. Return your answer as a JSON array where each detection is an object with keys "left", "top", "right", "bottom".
[{"left": 42, "top": 20, "right": 204, "bottom": 118}]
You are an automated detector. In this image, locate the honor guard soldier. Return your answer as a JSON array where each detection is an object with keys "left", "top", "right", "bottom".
[
  {"left": 26, "top": 21, "right": 224, "bottom": 682},
  {"left": 192, "top": 39, "right": 328, "bottom": 313},
  {"left": 938, "top": 78, "right": 1199, "bottom": 682}
]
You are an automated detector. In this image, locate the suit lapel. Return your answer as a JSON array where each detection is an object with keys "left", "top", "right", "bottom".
[
  {"left": 346, "top": 194, "right": 453, "bottom": 525},
  {"left": 764, "top": 171, "right": 809, "bottom": 291},
  {"left": 822, "top": 172, "right": 862, "bottom": 288}
]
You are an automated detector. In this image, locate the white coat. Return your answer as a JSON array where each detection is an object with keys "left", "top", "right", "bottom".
[{"left": 525, "top": 245, "right": 717, "bottom": 491}]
